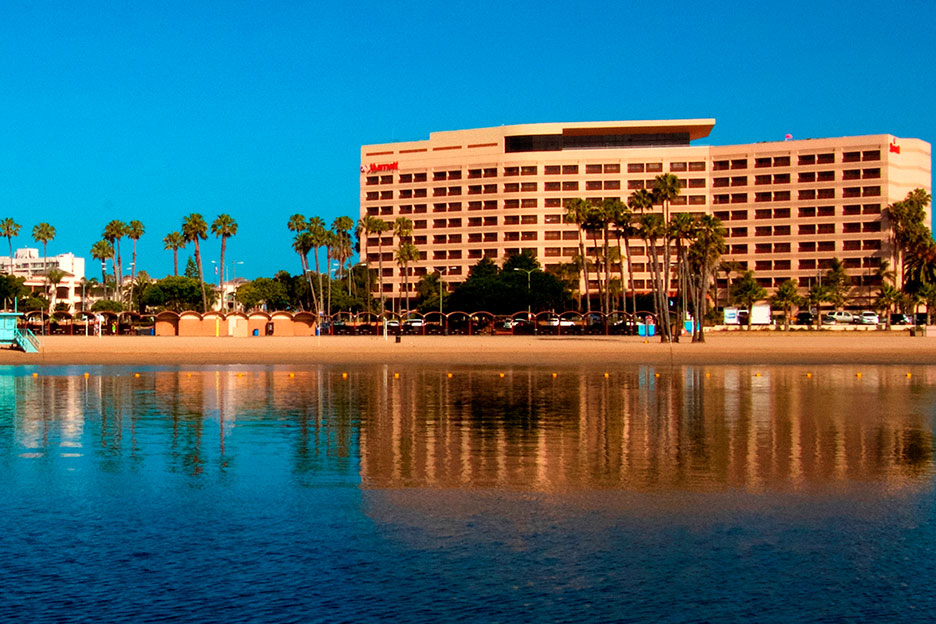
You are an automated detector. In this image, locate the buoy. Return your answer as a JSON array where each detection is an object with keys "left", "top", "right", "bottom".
[
  {"left": 447, "top": 373, "right": 453, "bottom": 378},
  {"left": 342, "top": 372, "right": 348, "bottom": 379},
  {"left": 32, "top": 372, "right": 38, "bottom": 378},
  {"left": 654, "top": 373, "right": 660, "bottom": 378},
  {"left": 906, "top": 373, "right": 912, "bottom": 378},
  {"left": 134, "top": 373, "right": 140, "bottom": 378},
  {"left": 289, "top": 372, "right": 295, "bottom": 378},
  {"left": 705, "top": 372, "right": 710, "bottom": 378},
  {"left": 394, "top": 372, "right": 399, "bottom": 379},
  {"left": 603, "top": 372, "right": 609, "bottom": 378},
  {"left": 237, "top": 373, "right": 243, "bottom": 377},
  {"left": 187, "top": 373, "right": 192, "bottom": 377},
  {"left": 806, "top": 373, "right": 812, "bottom": 378},
  {"left": 499, "top": 373, "right": 505, "bottom": 378},
  {"left": 856, "top": 372, "right": 862, "bottom": 378},
  {"left": 83, "top": 372, "right": 90, "bottom": 378},
  {"left": 755, "top": 373, "right": 761, "bottom": 377},
  {"left": 552, "top": 372, "right": 558, "bottom": 378}
]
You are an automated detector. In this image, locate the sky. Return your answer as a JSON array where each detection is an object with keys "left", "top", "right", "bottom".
[{"left": 1, "top": 0, "right": 934, "bottom": 280}]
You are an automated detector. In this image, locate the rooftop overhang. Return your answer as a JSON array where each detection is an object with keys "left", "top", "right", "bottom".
[{"left": 558, "top": 119, "right": 715, "bottom": 142}]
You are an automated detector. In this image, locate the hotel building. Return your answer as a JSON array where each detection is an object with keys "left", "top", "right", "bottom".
[
  {"left": 0, "top": 248, "right": 86, "bottom": 311},
  {"left": 360, "top": 120, "right": 931, "bottom": 308}
]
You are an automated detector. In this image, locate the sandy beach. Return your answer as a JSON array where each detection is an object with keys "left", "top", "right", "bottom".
[{"left": 2, "top": 331, "right": 936, "bottom": 366}]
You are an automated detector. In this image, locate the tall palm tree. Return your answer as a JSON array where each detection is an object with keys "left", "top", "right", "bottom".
[
  {"left": 32, "top": 222, "right": 56, "bottom": 291},
  {"left": 639, "top": 213, "right": 668, "bottom": 339},
  {"left": 127, "top": 220, "right": 144, "bottom": 290},
  {"left": 687, "top": 214, "right": 726, "bottom": 342},
  {"left": 1, "top": 218, "right": 21, "bottom": 274},
  {"left": 332, "top": 215, "right": 355, "bottom": 293},
  {"left": 163, "top": 231, "right": 185, "bottom": 277},
  {"left": 91, "top": 240, "right": 114, "bottom": 299},
  {"left": 652, "top": 174, "right": 682, "bottom": 342},
  {"left": 292, "top": 231, "right": 317, "bottom": 313},
  {"left": 323, "top": 229, "right": 338, "bottom": 315},
  {"left": 669, "top": 212, "right": 696, "bottom": 331},
  {"left": 211, "top": 213, "right": 238, "bottom": 290},
  {"left": 367, "top": 216, "right": 390, "bottom": 311},
  {"left": 393, "top": 217, "right": 414, "bottom": 315},
  {"left": 103, "top": 220, "right": 127, "bottom": 301},
  {"left": 46, "top": 267, "right": 65, "bottom": 313},
  {"left": 307, "top": 217, "right": 327, "bottom": 314},
  {"left": 181, "top": 213, "right": 209, "bottom": 311},
  {"left": 565, "top": 198, "right": 594, "bottom": 313}
]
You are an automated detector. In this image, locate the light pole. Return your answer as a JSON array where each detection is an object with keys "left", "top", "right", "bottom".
[
  {"left": 231, "top": 261, "right": 243, "bottom": 281},
  {"left": 514, "top": 267, "right": 535, "bottom": 317}
]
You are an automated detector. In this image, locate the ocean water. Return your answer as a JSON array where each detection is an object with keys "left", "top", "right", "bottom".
[{"left": 1, "top": 364, "right": 934, "bottom": 623}]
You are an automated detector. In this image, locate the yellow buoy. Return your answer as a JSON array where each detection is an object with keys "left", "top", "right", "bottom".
[
  {"left": 447, "top": 373, "right": 453, "bottom": 378},
  {"left": 32, "top": 372, "right": 38, "bottom": 378},
  {"left": 603, "top": 372, "right": 609, "bottom": 378},
  {"left": 289, "top": 372, "right": 295, "bottom": 378},
  {"left": 654, "top": 373, "right": 660, "bottom": 378},
  {"left": 755, "top": 373, "right": 761, "bottom": 377},
  {"left": 552, "top": 372, "right": 558, "bottom": 378},
  {"left": 906, "top": 372, "right": 912, "bottom": 378},
  {"left": 342, "top": 372, "right": 348, "bottom": 379},
  {"left": 394, "top": 372, "right": 400, "bottom": 379},
  {"left": 806, "top": 373, "right": 812, "bottom": 378},
  {"left": 499, "top": 373, "right": 505, "bottom": 378},
  {"left": 856, "top": 372, "right": 862, "bottom": 378},
  {"left": 705, "top": 372, "right": 710, "bottom": 378},
  {"left": 134, "top": 373, "right": 140, "bottom": 378},
  {"left": 83, "top": 372, "right": 90, "bottom": 378}
]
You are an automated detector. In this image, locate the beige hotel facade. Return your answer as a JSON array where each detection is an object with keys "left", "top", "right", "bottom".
[{"left": 360, "top": 120, "right": 931, "bottom": 309}]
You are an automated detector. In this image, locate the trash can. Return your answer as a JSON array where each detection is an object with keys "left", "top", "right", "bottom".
[
  {"left": 253, "top": 329, "right": 259, "bottom": 337},
  {"left": 265, "top": 322, "right": 274, "bottom": 336}
]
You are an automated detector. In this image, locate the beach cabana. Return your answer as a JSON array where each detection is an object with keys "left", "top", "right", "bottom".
[
  {"left": 271, "top": 311, "right": 295, "bottom": 336},
  {"left": 178, "top": 311, "right": 204, "bottom": 337},
  {"left": 225, "top": 312, "right": 249, "bottom": 337},
  {"left": 155, "top": 311, "right": 180, "bottom": 336},
  {"left": 247, "top": 311, "right": 271, "bottom": 337},
  {"left": 293, "top": 311, "right": 317, "bottom": 336},
  {"left": 202, "top": 311, "right": 225, "bottom": 337}
]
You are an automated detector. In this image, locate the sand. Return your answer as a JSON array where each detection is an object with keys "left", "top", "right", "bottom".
[{"left": 2, "top": 331, "right": 936, "bottom": 366}]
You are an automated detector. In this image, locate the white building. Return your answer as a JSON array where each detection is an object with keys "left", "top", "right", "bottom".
[{"left": 0, "top": 248, "right": 87, "bottom": 312}]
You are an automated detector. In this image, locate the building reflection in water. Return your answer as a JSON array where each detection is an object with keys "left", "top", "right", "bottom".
[{"left": 2, "top": 365, "right": 933, "bottom": 492}]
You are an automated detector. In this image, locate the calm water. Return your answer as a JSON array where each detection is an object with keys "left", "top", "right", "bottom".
[{"left": 2, "top": 364, "right": 935, "bottom": 623}]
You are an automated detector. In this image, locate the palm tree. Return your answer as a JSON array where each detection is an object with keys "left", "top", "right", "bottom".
[
  {"left": 127, "top": 220, "right": 144, "bottom": 293},
  {"left": 639, "top": 212, "right": 668, "bottom": 338},
  {"left": 875, "top": 283, "right": 901, "bottom": 330},
  {"left": 360, "top": 215, "right": 390, "bottom": 312},
  {"left": 32, "top": 222, "right": 56, "bottom": 292},
  {"left": 332, "top": 216, "right": 355, "bottom": 294},
  {"left": 0, "top": 218, "right": 21, "bottom": 274},
  {"left": 565, "top": 198, "right": 594, "bottom": 313},
  {"left": 163, "top": 231, "right": 185, "bottom": 277},
  {"left": 652, "top": 174, "right": 681, "bottom": 342},
  {"left": 46, "top": 267, "right": 65, "bottom": 313},
  {"left": 103, "top": 220, "right": 128, "bottom": 300},
  {"left": 730, "top": 271, "right": 767, "bottom": 330},
  {"left": 686, "top": 214, "right": 725, "bottom": 342},
  {"left": 771, "top": 279, "right": 801, "bottom": 331},
  {"left": 181, "top": 213, "right": 209, "bottom": 311},
  {"left": 211, "top": 214, "right": 238, "bottom": 290},
  {"left": 292, "top": 231, "right": 317, "bottom": 313},
  {"left": 323, "top": 229, "right": 337, "bottom": 315},
  {"left": 669, "top": 212, "right": 696, "bottom": 331},
  {"left": 393, "top": 217, "right": 414, "bottom": 314},
  {"left": 612, "top": 203, "right": 637, "bottom": 320},
  {"left": 307, "top": 217, "right": 327, "bottom": 313},
  {"left": 91, "top": 240, "right": 114, "bottom": 299}
]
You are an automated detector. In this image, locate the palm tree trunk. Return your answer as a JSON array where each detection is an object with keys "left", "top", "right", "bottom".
[
  {"left": 219, "top": 236, "right": 227, "bottom": 290},
  {"left": 603, "top": 226, "right": 611, "bottom": 316},
  {"left": 194, "top": 240, "right": 207, "bottom": 312},
  {"left": 6, "top": 237, "right": 12, "bottom": 275},
  {"left": 173, "top": 249, "right": 179, "bottom": 277},
  {"left": 578, "top": 235, "right": 590, "bottom": 314}
]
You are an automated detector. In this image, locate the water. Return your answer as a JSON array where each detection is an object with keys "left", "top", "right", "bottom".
[{"left": 1, "top": 364, "right": 935, "bottom": 623}]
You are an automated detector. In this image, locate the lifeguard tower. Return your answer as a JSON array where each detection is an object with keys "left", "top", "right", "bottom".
[{"left": 0, "top": 313, "right": 39, "bottom": 353}]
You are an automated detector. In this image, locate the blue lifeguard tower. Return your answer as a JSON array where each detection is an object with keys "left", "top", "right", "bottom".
[{"left": 0, "top": 312, "right": 39, "bottom": 353}]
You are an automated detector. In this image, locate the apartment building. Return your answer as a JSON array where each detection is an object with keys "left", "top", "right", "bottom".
[
  {"left": 360, "top": 120, "right": 931, "bottom": 309},
  {"left": 0, "top": 248, "right": 87, "bottom": 311}
]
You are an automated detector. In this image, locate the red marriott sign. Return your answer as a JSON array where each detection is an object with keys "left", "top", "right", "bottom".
[{"left": 361, "top": 162, "right": 399, "bottom": 173}]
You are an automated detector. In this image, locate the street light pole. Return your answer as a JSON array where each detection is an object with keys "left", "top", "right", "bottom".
[{"left": 514, "top": 267, "right": 535, "bottom": 317}]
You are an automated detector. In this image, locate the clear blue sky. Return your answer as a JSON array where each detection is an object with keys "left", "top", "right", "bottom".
[{"left": 1, "top": 0, "right": 933, "bottom": 280}]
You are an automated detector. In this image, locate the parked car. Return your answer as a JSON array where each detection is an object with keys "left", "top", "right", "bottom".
[
  {"left": 822, "top": 311, "right": 854, "bottom": 324},
  {"left": 794, "top": 311, "right": 815, "bottom": 325},
  {"left": 856, "top": 311, "right": 879, "bottom": 325},
  {"left": 890, "top": 313, "right": 911, "bottom": 325}
]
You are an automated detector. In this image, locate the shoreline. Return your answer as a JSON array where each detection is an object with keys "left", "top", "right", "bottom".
[{"left": 3, "top": 333, "right": 936, "bottom": 366}]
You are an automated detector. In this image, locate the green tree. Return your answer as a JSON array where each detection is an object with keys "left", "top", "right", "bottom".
[
  {"left": 651, "top": 174, "right": 681, "bottom": 342},
  {"left": 332, "top": 216, "right": 355, "bottom": 295},
  {"left": 103, "top": 220, "right": 127, "bottom": 300},
  {"left": 771, "top": 279, "right": 802, "bottom": 331},
  {"left": 565, "top": 198, "right": 594, "bottom": 313},
  {"left": 730, "top": 271, "right": 767, "bottom": 329},
  {"left": 46, "top": 267, "right": 65, "bottom": 312},
  {"left": 163, "top": 231, "right": 185, "bottom": 277},
  {"left": 824, "top": 257, "right": 850, "bottom": 310},
  {"left": 235, "top": 277, "right": 289, "bottom": 312},
  {"left": 0, "top": 274, "right": 29, "bottom": 307},
  {"left": 91, "top": 240, "right": 114, "bottom": 299},
  {"left": 181, "top": 213, "right": 209, "bottom": 311},
  {"left": 143, "top": 276, "right": 205, "bottom": 312},
  {"left": 211, "top": 213, "right": 238, "bottom": 289},
  {"left": 32, "top": 222, "right": 56, "bottom": 292},
  {"left": 686, "top": 214, "right": 725, "bottom": 342},
  {"left": 307, "top": 216, "right": 327, "bottom": 313},
  {"left": 884, "top": 188, "right": 933, "bottom": 288},
  {"left": 393, "top": 217, "right": 415, "bottom": 314},
  {"left": 803, "top": 281, "right": 831, "bottom": 329},
  {"left": 126, "top": 220, "right": 144, "bottom": 299},
  {"left": 184, "top": 256, "right": 199, "bottom": 279},
  {"left": 1, "top": 218, "right": 21, "bottom": 274}
]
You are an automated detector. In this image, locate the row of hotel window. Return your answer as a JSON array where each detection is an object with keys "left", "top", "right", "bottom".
[
  {"left": 364, "top": 151, "right": 882, "bottom": 186},
  {"left": 712, "top": 204, "right": 881, "bottom": 221},
  {"left": 715, "top": 169, "right": 879, "bottom": 186},
  {"left": 711, "top": 187, "right": 881, "bottom": 204}
]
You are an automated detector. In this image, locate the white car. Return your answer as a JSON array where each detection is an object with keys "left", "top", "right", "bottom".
[
  {"left": 857, "top": 311, "right": 879, "bottom": 325},
  {"left": 822, "top": 311, "right": 854, "bottom": 324}
]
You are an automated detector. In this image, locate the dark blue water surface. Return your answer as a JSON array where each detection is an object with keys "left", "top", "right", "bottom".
[{"left": 1, "top": 364, "right": 935, "bottom": 623}]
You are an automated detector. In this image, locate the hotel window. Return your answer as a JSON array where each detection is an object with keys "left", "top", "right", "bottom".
[
  {"left": 520, "top": 182, "right": 537, "bottom": 192},
  {"left": 504, "top": 199, "right": 519, "bottom": 208},
  {"left": 688, "top": 178, "right": 705, "bottom": 188},
  {"left": 774, "top": 208, "right": 790, "bottom": 218},
  {"left": 468, "top": 217, "right": 482, "bottom": 227},
  {"left": 544, "top": 165, "right": 561, "bottom": 175},
  {"left": 414, "top": 204, "right": 427, "bottom": 213},
  {"left": 755, "top": 226, "right": 772, "bottom": 236},
  {"left": 689, "top": 196, "right": 706, "bottom": 205},
  {"left": 864, "top": 239, "right": 882, "bottom": 250},
  {"left": 521, "top": 198, "right": 537, "bottom": 208},
  {"left": 713, "top": 177, "right": 729, "bottom": 188},
  {"left": 366, "top": 191, "right": 379, "bottom": 201},
  {"left": 380, "top": 206, "right": 393, "bottom": 215},
  {"left": 689, "top": 161, "right": 706, "bottom": 171},
  {"left": 627, "top": 163, "right": 645, "bottom": 173},
  {"left": 799, "top": 243, "right": 816, "bottom": 253},
  {"left": 433, "top": 219, "right": 446, "bottom": 229},
  {"left": 673, "top": 196, "right": 688, "bottom": 205},
  {"left": 414, "top": 219, "right": 427, "bottom": 228},
  {"left": 817, "top": 206, "right": 835, "bottom": 217},
  {"left": 730, "top": 210, "right": 747, "bottom": 220},
  {"left": 467, "top": 169, "right": 482, "bottom": 179},
  {"left": 843, "top": 151, "right": 861, "bottom": 163},
  {"left": 817, "top": 241, "right": 835, "bottom": 252},
  {"left": 521, "top": 215, "right": 537, "bottom": 224},
  {"left": 646, "top": 163, "right": 663, "bottom": 172},
  {"left": 843, "top": 257, "right": 861, "bottom": 269},
  {"left": 448, "top": 250, "right": 462, "bottom": 260},
  {"left": 755, "top": 209, "right": 772, "bottom": 220},
  {"left": 799, "top": 224, "right": 816, "bottom": 235},
  {"left": 817, "top": 223, "right": 835, "bottom": 234},
  {"left": 544, "top": 214, "right": 562, "bottom": 224},
  {"left": 843, "top": 169, "right": 861, "bottom": 180},
  {"left": 843, "top": 240, "right": 861, "bottom": 250},
  {"left": 754, "top": 174, "right": 771, "bottom": 185},
  {"left": 544, "top": 247, "right": 561, "bottom": 257},
  {"left": 483, "top": 216, "right": 497, "bottom": 226},
  {"left": 562, "top": 165, "right": 578, "bottom": 174},
  {"left": 731, "top": 176, "right": 748, "bottom": 186},
  {"left": 604, "top": 164, "right": 621, "bottom": 173},
  {"left": 432, "top": 236, "right": 446, "bottom": 245},
  {"left": 816, "top": 153, "right": 833, "bottom": 164},
  {"left": 504, "top": 183, "right": 519, "bottom": 193},
  {"left": 469, "top": 249, "right": 482, "bottom": 259},
  {"left": 366, "top": 176, "right": 379, "bottom": 186},
  {"left": 504, "top": 232, "right": 520, "bottom": 241},
  {"left": 448, "top": 170, "right": 461, "bottom": 180},
  {"left": 483, "top": 168, "right": 497, "bottom": 178},
  {"left": 468, "top": 185, "right": 482, "bottom": 195},
  {"left": 399, "top": 173, "right": 413, "bottom": 183},
  {"left": 843, "top": 205, "right": 861, "bottom": 216},
  {"left": 604, "top": 180, "right": 621, "bottom": 190},
  {"left": 586, "top": 164, "right": 602, "bottom": 174},
  {"left": 730, "top": 244, "right": 748, "bottom": 254},
  {"left": 586, "top": 181, "right": 602, "bottom": 191},
  {"left": 414, "top": 188, "right": 427, "bottom": 198},
  {"left": 562, "top": 231, "right": 578, "bottom": 240},
  {"left": 399, "top": 189, "right": 413, "bottom": 199},
  {"left": 484, "top": 233, "right": 498, "bottom": 241},
  {"left": 563, "top": 181, "right": 579, "bottom": 191},
  {"left": 774, "top": 225, "right": 791, "bottom": 235},
  {"left": 448, "top": 218, "right": 461, "bottom": 227},
  {"left": 670, "top": 162, "right": 687, "bottom": 172},
  {"left": 447, "top": 186, "right": 461, "bottom": 195},
  {"left": 544, "top": 231, "right": 561, "bottom": 240},
  {"left": 433, "top": 203, "right": 447, "bottom": 213},
  {"left": 817, "top": 171, "right": 835, "bottom": 182},
  {"left": 545, "top": 198, "right": 562, "bottom": 207},
  {"left": 773, "top": 173, "right": 790, "bottom": 184},
  {"left": 483, "top": 200, "right": 497, "bottom": 210},
  {"left": 755, "top": 260, "right": 772, "bottom": 271},
  {"left": 483, "top": 184, "right": 497, "bottom": 194},
  {"left": 863, "top": 186, "right": 881, "bottom": 196},
  {"left": 843, "top": 222, "right": 861, "bottom": 234},
  {"left": 504, "top": 166, "right": 519, "bottom": 176},
  {"left": 798, "top": 277, "right": 811, "bottom": 286},
  {"left": 521, "top": 166, "right": 537, "bottom": 175},
  {"left": 521, "top": 231, "right": 538, "bottom": 241},
  {"left": 774, "top": 156, "right": 790, "bottom": 167},
  {"left": 563, "top": 247, "right": 577, "bottom": 256},
  {"left": 731, "top": 193, "right": 748, "bottom": 203},
  {"left": 646, "top": 179, "right": 658, "bottom": 190},
  {"left": 799, "top": 258, "right": 816, "bottom": 269},
  {"left": 468, "top": 232, "right": 482, "bottom": 242},
  {"left": 863, "top": 203, "right": 881, "bottom": 214},
  {"left": 380, "top": 190, "right": 393, "bottom": 200},
  {"left": 798, "top": 155, "right": 816, "bottom": 166},
  {"left": 755, "top": 157, "right": 772, "bottom": 168},
  {"left": 545, "top": 181, "right": 561, "bottom": 191},
  {"left": 774, "top": 243, "right": 791, "bottom": 253},
  {"left": 798, "top": 172, "right": 816, "bottom": 183},
  {"left": 863, "top": 221, "right": 882, "bottom": 232},
  {"left": 433, "top": 171, "right": 446, "bottom": 181},
  {"left": 774, "top": 191, "right": 790, "bottom": 201},
  {"left": 399, "top": 205, "right": 413, "bottom": 214},
  {"left": 628, "top": 180, "right": 645, "bottom": 190},
  {"left": 713, "top": 160, "right": 730, "bottom": 171},
  {"left": 755, "top": 192, "right": 772, "bottom": 202},
  {"left": 863, "top": 150, "right": 881, "bottom": 161},
  {"left": 843, "top": 187, "right": 861, "bottom": 198},
  {"left": 863, "top": 168, "right": 881, "bottom": 179},
  {"left": 414, "top": 173, "right": 428, "bottom": 182},
  {"left": 730, "top": 227, "right": 747, "bottom": 237}
]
